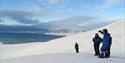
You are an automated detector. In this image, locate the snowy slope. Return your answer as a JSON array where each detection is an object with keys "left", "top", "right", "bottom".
[{"left": 0, "top": 19, "right": 125, "bottom": 63}]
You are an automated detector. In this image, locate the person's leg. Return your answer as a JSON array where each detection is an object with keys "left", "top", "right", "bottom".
[
  {"left": 99, "top": 51, "right": 105, "bottom": 58},
  {"left": 105, "top": 51, "right": 108, "bottom": 58},
  {"left": 75, "top": 48, "right": 77, "bottom": 53},
  {"left": 94, "top": 44, "right": 98, "bottom": 55},
  {"left": 97, "top": 44, "right": 100, "bottom": 55},
  {"left": 76, "top": 48, "right": 79, "bottom": 53},
  {"left": 107, "top": 45, "right": 111, "bottom": 57},
  {"left": 104, "top": 46, "right": 110, "bottom": 58},
  {"left": 99, "top": 46, "right": 105, "bottom": 58},
  {"left": 77, "top": 49, "right": 79, "bottom": 53}
]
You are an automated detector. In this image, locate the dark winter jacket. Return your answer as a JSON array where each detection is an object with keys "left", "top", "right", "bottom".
[
  {"left": 75, "top": 43, "right": 79, "bottom": 49},
  {"left": 93, "top": 36, "right": 102, "bottom": 45}
]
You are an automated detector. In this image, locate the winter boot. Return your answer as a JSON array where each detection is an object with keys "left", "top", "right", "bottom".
[
  {"left": 98, "top": 53, "right": 105, "bottom": 58},
  {"left": 94, "top": 53, "right": 98, "bottom": 56},
  {"left": 105, "top": 52, "right": 109, "bottom": 58}
]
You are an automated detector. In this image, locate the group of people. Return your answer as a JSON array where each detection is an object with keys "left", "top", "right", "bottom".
[
  {"left": 74, "top": 29, "right": 112, "bottom": 58},
  {"left": 93, "top": 29, "right": 112, "bottom": 58}
]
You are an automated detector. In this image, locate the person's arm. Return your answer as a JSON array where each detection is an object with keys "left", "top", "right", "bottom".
[{"left": 98, "top": 30, "right": 103, "bottom": 34}]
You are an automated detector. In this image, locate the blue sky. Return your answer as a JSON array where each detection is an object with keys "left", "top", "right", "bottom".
[{"left": 0, "top": 0, "right": 125, "bottom": 25}]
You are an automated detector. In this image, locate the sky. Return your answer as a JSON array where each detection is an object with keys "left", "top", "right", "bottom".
[{"left": 0, "top": 0, "right": 125, "bottom": 26}]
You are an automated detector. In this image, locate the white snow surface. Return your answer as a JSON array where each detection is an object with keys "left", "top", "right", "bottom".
[{"left": 0, "top": 19, "right": 125, "bottom": 63}]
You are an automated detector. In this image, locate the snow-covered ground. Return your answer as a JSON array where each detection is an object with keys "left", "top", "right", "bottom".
[{"left": 0, "top": 19, "right": 125, "bottom": 63}]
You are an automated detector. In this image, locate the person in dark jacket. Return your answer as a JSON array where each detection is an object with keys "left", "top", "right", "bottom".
[
  {"left": 93, "top": 33, "right": 102, "bottom": 56},
  {"left": 98, "top": 29, "right": 111, "bottom": 58},
  {"left": 75, "top": 43, "right": 79, "bottom": 53}
]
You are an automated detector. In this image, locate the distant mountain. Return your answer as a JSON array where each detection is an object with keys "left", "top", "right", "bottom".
[{"left": 0, "top": 16, "right": 112, "bottom": 33}]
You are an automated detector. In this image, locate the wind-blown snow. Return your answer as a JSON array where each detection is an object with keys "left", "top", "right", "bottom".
[{"left": 0, "top": 19, "right": 125, "bottom": 63}]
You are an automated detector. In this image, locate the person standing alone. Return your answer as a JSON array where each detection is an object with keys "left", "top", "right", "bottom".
[{"left": 75, "top": 43, "right": 79, "bottom": 53}]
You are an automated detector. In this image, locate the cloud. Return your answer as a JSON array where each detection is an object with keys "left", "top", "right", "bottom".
[
  {"left": 97, "top": 0, "right": 124, "bottom": 8},
  {"left": 0, "top": 10, "right": 39, "bottom": 24},
  {"left": 0, "top": 19, "right": 3, "bottom": 22},
  {"left": 47, "top": 0, "right": 59, "bottom": 5},
  {"left": 28, "top": 5, "right": 42, "bottom": 14},
  {"left": 37, "top": 0, "right": 59, "bottom": 5},
  {"left": 37, "top": 0, "right": 70, "bottom": 6}
]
